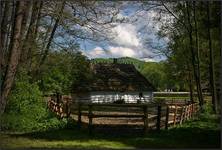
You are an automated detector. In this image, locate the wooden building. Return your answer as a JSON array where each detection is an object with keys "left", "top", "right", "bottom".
[{"left": 72, "top": 60, "right": 155, "bottom": 104}]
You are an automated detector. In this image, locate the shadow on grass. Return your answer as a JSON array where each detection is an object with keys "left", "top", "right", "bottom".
[
  {"left": 6, "top": 118, "right": 220, "bottom": 149},
  {"left": 1, "top": 114, "right": 219, "bottom": 149}
]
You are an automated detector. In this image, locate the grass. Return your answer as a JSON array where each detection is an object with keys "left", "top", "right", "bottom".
[{"left": 0, "top": 111, "right": 220, "bottom": 149}]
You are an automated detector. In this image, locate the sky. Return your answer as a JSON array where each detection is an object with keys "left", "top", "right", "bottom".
[{"left": 74, "top": 2, "right": 170, "bottom": 62}]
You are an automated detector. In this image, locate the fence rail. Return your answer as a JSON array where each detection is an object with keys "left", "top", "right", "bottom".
[
  {"left": 46, "top": 96, "right": 199, "bottom": 134},
  {"left": 76, "top": 102, "right": 199, "bottom": 134}
]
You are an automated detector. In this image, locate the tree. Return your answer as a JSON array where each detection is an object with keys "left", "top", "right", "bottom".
[
  {"left": 0, "top": 0, "right": 122, "bottom": 115},
  {"left": 186, "top": 1, "right": 203, "bottom": 107},
  {"left": 153, "top": 1, "right": 220, "bottom": 111},
  {"left": 0, "top": 1, "right": 27, "bottom": 115},
  {"left": 38, "top": 0, "right": 66, "bottom": 69},
  {"left": 206, "top": 1, "right": 217, "bottom": 113},
  {"left": 71, "top": 52, "right": 93, "bottom": 90}
]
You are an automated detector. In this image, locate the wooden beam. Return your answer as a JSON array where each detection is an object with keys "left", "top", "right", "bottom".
[
  {"left": 91, "top": 114, "right": 145, "bottom": 118},
  {"left": 173, "top": 104, "right": 178, "bottom": 126},
  {"left": 165, "top": 106, "right": 169, "bottom": 130},
  {"left": 179, "top": 106, "right": 185, "bottom": 125},
  {"left": 77, "top": 103, "right": 82, "bottom": 128},
  {"left": 156, "top": 105, "right": 161, "bottom": 131},
  {"left": 88, "top": 104, "right": 93, "bottom": 134},
  {"left": 143, "top": 105, "right": 148, "bottom": 133}
]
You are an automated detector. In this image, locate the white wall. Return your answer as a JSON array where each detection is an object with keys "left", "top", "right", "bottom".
[{"left": 89, "top": 91, "right": 153, "bottom": 103}]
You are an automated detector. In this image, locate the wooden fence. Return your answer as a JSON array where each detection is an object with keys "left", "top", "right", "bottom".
[
  {"left": 75, "top": 102, "right": 199, "bottom": 134},
  {"left": 46, "top": 96, "right": 200, "bottom": 134},
  {"left": 47, "top": 98, "right": 71, "bottom": 119}
]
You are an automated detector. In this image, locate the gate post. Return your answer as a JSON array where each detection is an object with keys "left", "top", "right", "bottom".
[{"left": 156, "top": 105, "right": 162, "bottom": 131}]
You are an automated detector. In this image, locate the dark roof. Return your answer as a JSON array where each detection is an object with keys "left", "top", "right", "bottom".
[{"left": 73, "top": 63, "right": 155, "bottom": 92}]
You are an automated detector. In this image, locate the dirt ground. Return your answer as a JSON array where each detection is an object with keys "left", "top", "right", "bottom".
[{"left": 70, "top": 111, "right": 162, "bottom": 130}]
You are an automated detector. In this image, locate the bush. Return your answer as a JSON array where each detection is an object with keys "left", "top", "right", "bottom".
[{"left": 0, "top": 74, "right": 67, "bottom": 132}]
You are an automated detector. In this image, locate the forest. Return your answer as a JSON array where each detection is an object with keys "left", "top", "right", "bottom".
[{"left": 0, "top": 1, "right": 221, "bottom": 149}]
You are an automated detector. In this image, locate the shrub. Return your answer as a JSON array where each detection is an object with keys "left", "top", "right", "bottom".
[{"left": 0, "top": 74, "right": 67, "bottom": 132}]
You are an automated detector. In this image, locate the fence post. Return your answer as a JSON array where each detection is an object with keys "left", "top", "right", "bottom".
[
  {"left": 156, "top": 105, "right": 161, "bottom": 131},
  {"left": 165, "top": 106, "right": 169, "bottom": 130},
  {"left": 184, "top": 105, "right": 188, "bottom": 121},
  {"left": 143, "top": 105, "right": 148, "bottom": 133},
  {"left": 77, "top": 103, "right": 82, "bottom": 128},
  {"left": 188, "top": 104, "right": 191, "bottom": 119},
  {"left": 190, "top": 104, "right": 193, "bottom": 119},
  {"left": 173, "top": 104, "right": 178, "bottom": 126},
  {"left": 193, "top": 103, "right": 197, "bottom": 118},
  {"left": 179, "top": 106, "right": 185, "bottom": 125},
  {"left": 88, "top": 104, "right": 93, "bottom": 134}
]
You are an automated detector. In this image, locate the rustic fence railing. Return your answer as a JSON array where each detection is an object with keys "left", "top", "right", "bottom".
[
  {"left": 76, "top": 102, "right": 199, "bottom": 134},
  {"left": 47, "top": 98, "right": 71, "bottom": 119},
  {"left": 46, "top": 96, "right": 200, "bottom": 134}
]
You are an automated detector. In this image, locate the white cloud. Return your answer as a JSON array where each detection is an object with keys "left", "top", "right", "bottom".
[
  {"left": 141, "top": 58, "right": 156, "bottom": 62},
  {"left": 112, "top": 24, "right": 141, "bottom": 47},
  {"left": 86, "top": 46, "right": 107, "bottom": 58},
  {"left": 108, "top": 46, "right": 137, "bottom": 57},
  {"left": 85, "top": 45, "right": 156, "bottom": 62},
  {"left": 85, "top": 46, "right": 138, "bottom": 58}
]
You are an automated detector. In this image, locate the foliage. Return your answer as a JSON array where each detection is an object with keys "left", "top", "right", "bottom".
[
  {"left": 141, "top": 62, "right": 169, "bottom": 91},
  {"left": 156, "top": 1, "right": 221, "bottom": 92},
  {"left": 39, "top": 50, "right": 93, "bottom": 95},
  {"left": 0, "top": 73, "right": 67, "bottom": 131},
  {"left": 92, "top": 57, "right": 145, "bottom": 71},
  {"left": 40, "top": 50, "right": 76, "bottom": 95},
  {"left": 71, "top": 52, "right": 94, "bottom": 90}
]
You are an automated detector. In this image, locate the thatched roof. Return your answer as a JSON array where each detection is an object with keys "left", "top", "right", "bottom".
[{"left": 73, "top": 63, "right": 155, "bottom": 92}]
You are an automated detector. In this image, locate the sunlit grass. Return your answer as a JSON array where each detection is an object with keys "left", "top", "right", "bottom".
[
  {"left": 0, "top": 135, "right": 133, "bottom": 149},
  {"left": 0, "top": 101, "right": 220, "bottom": 149},
  {"left": 0, "top": 112, "right": 220, "bottom": 149}
]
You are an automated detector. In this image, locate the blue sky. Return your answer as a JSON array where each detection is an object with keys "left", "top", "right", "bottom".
[{"left": 67, "top": 2, "right": 169, "bottom": 62}]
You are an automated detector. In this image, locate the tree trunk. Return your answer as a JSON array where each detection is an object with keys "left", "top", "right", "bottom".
[
  {"left": 20, "top": 1, "right": 31, "bottom": 41},
  {"left": 188, "top": 70, "right": 194, "bottom": 103},
  {"left": 0, "top": 1, "right": 10, "bottom": 82},
  {"left": 0, "top": 1, "right": 26, "bottom": 115},
  {"left": 207, "top": 2, "right": 217, "bottom": 113},
  {"left": 38, "top": 1, "right": 66, "bottom": 68},
  {"left": 26, "top": 1, "right": 43, "bottom": 75},
  {"left": 22, "top": 1, "right": 41, "bottom": 63},
  {"left": 186, "top": 2, "right": 203, "bottom": 108},
  {"left": 34, "top": 1, "right": 43, "bottom": 39},
  {"left": 1, "top": 1, "right": 10, "bottom": 50},
  {"left": 193, "top": 1, "right": 204, "bottom": 105}
]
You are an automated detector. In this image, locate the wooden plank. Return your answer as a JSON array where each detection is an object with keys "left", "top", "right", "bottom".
[
  {"left": 191, "top": 104, "right": 194, "bottom": 119},
  {"left": 143, "top": 105, "right": 148, "bottom": 133},
  {"left": 91, "top": 114, "right": 145, "bottom": 118},
  {"left": 173, "top": 104, "right": 178, "bottom": 126},
  {"left": 77, "top": 103, "right": 82, "bottom": 128},
  {"left": 90, "top": 103, "right": 153, "bottom": 107},
  {"left": 191, "top": 103, "right": 194, "bottom": 119},
  {"left": 179, "top": 106, "right": 185, "bottom": 124},
  {"left": 184, "top": 105, "right": 188, "bottom": 120},
  {"left": 168, "top": 105, "right": 183, "bottom": 109},
  {"left": 88, "top": 104, "right": 93, "bottom": 134},
  {"left": 189, "top": 104, "right": 192, "bottom": 119},
  {"left": 169, "top": 113, "right": 180, "bottom": 116},
  {"left": 188, "top": 104, "right": 191, "bottom": 119},
  {"left": 165, "top": 106, "right": 169, "bottom": 130},
  {"left": 156, "top": 105, "right": 161, "bottom": 131}
]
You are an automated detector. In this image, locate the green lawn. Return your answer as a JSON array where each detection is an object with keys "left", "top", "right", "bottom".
[{"left": 0, "top": 112, "right": 220, "bottom": 149}]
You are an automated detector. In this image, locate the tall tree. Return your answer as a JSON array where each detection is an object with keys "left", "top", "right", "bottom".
[
  {"left": 193, "top": 1, "right": 204, "bottom": 106},
  {"left": 0, "top": 1, "right": 27, "bottom": 115},
  {"left": 207, "top": 1, "right": 217, "bottom": 113},
  {"left": 39, "top": 0, "right": 66, "bottom": 68}
]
